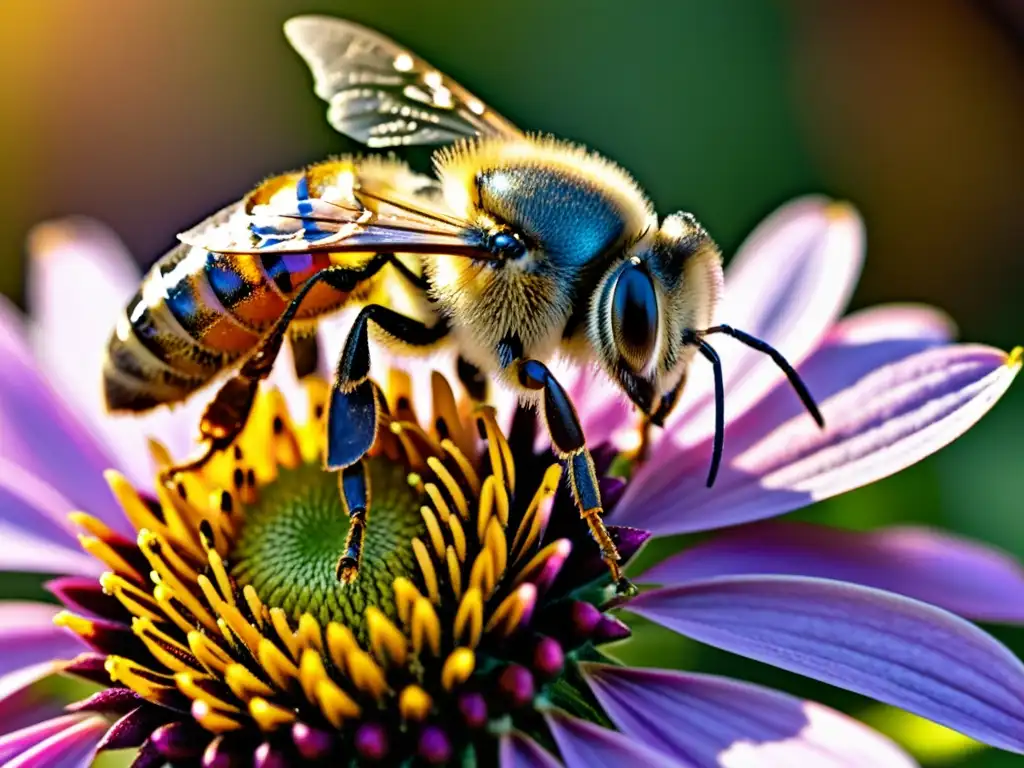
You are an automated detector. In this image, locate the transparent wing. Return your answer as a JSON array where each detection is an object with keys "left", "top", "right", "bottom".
[
  {"left": 178, "top": 171, "right": 495, "bottom": 260},
  {"left": 285, "top": 15, "right": 521, "bottom": 147}
]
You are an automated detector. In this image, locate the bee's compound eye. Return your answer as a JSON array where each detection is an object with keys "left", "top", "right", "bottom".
[
  {"left": 487, "top": 230, "right": 527, "bottom": 260},
  {"left": 611, "top": 264, "right": 659, "bottom": 373}
]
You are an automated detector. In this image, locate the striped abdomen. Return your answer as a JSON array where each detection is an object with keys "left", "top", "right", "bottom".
[{"left": 104, "top": 246, "right": 375, "bottom": 412}]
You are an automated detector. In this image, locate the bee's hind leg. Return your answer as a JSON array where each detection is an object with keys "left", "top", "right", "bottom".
[
  {"left": 515, "top": 358, "right": 637, "bottom": 597},
  {"left": 162, "top": 259, "right": 387, "bottom": 487},
  {"left": 160, "top": 315, "right": 297, "bottom": 486},
  {"left": 327, "top": 304, "right": 449, "bottom": 581}
]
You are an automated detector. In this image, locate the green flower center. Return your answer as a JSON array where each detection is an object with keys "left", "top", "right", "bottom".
[{"left": 230, "top": 458, "right": 426, "bottom": 634}]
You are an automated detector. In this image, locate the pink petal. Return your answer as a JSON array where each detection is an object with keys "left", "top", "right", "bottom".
[
  {"left": 500, "top": 731, "right": 563, "bottom": 768},
  {"left": 1, "top": 714, "right": 109, "bottom": 768},
  {"left": 561, "top": 359, "right": 635, "bottom": 448},
  {"left": 0, "top": 662, "right": 64, "bottom": 710},
  {"left": 642, "top": 521, "right": 1024, "bottom": 624},
  {"left": 0, "top": 298, "right": 132, "bottom": 537},
  {"left": 25, "top": 219, "right": 182, "bottom": 487},
  {"left": 617, "top": 344, "right": 1019, "bottom": 535},
  {"left": 580, "top": 664, "right": 915, "bottom": 768},
  {"left": 0, "top": 677, "right": 66, "bottom": 739},
  {"left": 0, "top": 602, "right": 86, "bottom": 679},
  {"left": 661, "top": 197, "right": 865, "bottom": 447},
  {"left": 544, "top": 710, "right": 682, "bottom": 767},
  {"left": 0, "top": 715, "right": 88, "bottom": 763}
]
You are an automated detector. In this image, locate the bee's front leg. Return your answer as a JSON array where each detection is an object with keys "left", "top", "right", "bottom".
[
  {"left": 515, "top": 358, "right": 637, "bottom": 596},
  {"left": 328, "top": 304, "right": 449, "bottom": 581}
]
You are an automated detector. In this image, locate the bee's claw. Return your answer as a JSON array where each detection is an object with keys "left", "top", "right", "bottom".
[
  {"left": 336, "top": 557, "right": 360, "bottom": 584},
  {"left": 615, "top": 576, "right": 639, "bottom": 598}
]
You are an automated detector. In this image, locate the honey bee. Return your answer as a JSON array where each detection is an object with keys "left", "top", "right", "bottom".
[{"left": 105, "top": 15, "right": 823, "bottom": 594}]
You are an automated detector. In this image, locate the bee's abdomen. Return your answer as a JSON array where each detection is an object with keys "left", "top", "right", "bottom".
[
  {"left": 203, "top": 252, "right": 349, "bottom": 328},
  {"left": 103, "top": 248, "right": 235, "bottom": 412},
  {"left": 104, "top": 245, "right": 355, "bottom": 413}
]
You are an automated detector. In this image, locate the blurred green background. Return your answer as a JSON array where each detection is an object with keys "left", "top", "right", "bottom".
[{"left": 1, "top": 0, "right": 1022, "bottom": 764}]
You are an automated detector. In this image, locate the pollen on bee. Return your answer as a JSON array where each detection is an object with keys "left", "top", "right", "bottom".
[{"left": 393, "top": 53, "right": 414, "bottom": 72}]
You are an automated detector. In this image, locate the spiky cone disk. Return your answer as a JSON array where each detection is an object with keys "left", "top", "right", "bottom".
[{"left": 55, "top": 369, "right": 648, "bottom": 765}]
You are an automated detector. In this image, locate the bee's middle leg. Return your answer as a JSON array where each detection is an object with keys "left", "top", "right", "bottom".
[
  {"left": 287, "top": 324, "right": 321, "bottom": 381},
  {"left": 515, "top": 358, "right": 636, "bottom": 596},
  {"left": 327, "top": 304, "right": 449, "bottom": 580}
]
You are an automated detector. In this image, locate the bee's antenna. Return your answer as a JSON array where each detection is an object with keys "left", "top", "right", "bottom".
[
  {"left": 704, "top": 324, "right": 825, "bottom": 428},
  {"left": 682, "top": 330, "right": 725, "bottom": 487}
]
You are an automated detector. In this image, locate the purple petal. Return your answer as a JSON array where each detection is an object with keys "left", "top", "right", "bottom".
[
  {"left": 642, "top": 521, "right": 1024, "bottom": 624},
  {"left": 1, "top": 714, "right": 109, "bottom": 768},
  {"left": 500, "top": 731, "right": 562, "bottom": 768},
  {"left": 544, "top": 710, "right": 681, "bottom": 767},
  {"left": 0, "top": 298, "right": 132, "bottom": 537},
  {"left": 663, "top": 198, "right": 864, "bottom": 441},
  {"left": 623, "top": 304, "right": 957, "bottom": 525},
  {"left": 629, "top": 575, "right": 1024, "bottom": 752},
  {"left": 0, "top": 524, "right": 98, "bottom": 577},
  {"left": 619, "top": 344, "right": 1019, "bottom": 535},
  {"left": 0, "top": 460, "right": 102, "bottom": 576},
  {"left": 0, "top": 602, "right": 87, "bottom": 680},
  {"left": 580, "top": 663, "right": 915, "bottom": 767}
]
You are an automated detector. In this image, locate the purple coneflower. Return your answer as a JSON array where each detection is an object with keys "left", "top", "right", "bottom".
[{"left": 1, "top": 197, "right": 1023, "bottom": 767}]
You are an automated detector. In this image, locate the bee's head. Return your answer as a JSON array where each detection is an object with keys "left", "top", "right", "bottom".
[
  {"left": 590, "top": 212, "right": 723, "bottom": 416},
  {"left": 428, "top": 136, "right": 659, "bottom": 355}
]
